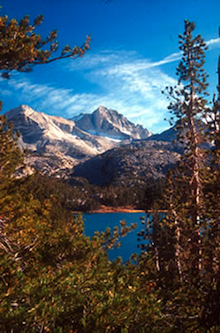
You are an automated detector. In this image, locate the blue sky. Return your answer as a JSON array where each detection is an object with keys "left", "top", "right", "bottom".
[{"left": 0, "top": 0, "right": 220, "bottom": 133}]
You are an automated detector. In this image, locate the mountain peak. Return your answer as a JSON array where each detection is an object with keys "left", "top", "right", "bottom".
[
  {"left": 6, "top": 104, "right": 35, "bottom": 116},
  {"left": 94, "top": 106, "right": 120, "bottom": 118},
  {"left": 96, "top": 105, "right": 107, "bottom": 113},
  {"left": 73, "top": 106, "right": 151, "bottom": 140},
  {"left": 4, "top": 104, "right": 177, "bottom": 181},
  {"left": 93, "top": 106, "right": 115, "bottom": 119},
  {"left": 19, "top": 104, "right": 32, "bottom": 111},
  {"left": 19, "top": 104, "right": 35, "bottom": 113}
]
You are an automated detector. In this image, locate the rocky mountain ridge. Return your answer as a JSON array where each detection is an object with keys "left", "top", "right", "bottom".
[
  {"left": 5, "top": 105, "right": 153, "bottom": 178},
  {"left": 72, "top": 106, "right": 151, "bottom": 140},
  {"left": 72, "top": 140, "right": 181, "bottom": 187}
]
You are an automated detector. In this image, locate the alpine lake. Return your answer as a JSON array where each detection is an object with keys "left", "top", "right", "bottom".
[{"left": 82, "top": 212, "right": 150, "bottom": 261}]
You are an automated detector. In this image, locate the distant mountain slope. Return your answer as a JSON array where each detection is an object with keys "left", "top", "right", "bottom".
[
  {"left": 147, "top": 126, "right": 177, "bottom": 142},
  {"left": 71, "top": 106, "right": 151, "bottom": 140},
  {"left": 5, "top": 104, "right": 182, "bottom": 183},
  {"left": 72, "top": 140, "right": 181, "bottom": 187},
  {"left": 5, "top": 105, "right": 152, "bottom": 177},
  {"left": 8, "top": 106, "right": 120, "bottom": 154}
]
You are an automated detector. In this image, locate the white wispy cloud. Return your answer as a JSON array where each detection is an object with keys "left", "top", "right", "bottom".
[
  {"left": 3, "top": 36, "right": 220, "bottom": 133},
  {"left": 206, "top": 37, "right": 220, "bottom": 48},
  {"left": 2, "top": 52, "right": 175, "bottom": 132}
]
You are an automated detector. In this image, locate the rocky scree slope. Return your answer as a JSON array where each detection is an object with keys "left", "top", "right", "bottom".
[
  {"left": 5, "top": 105, "right": 152, "bottom": 178},
  {"left": 72, "top": 140, "right": 182, "bottom": 187}
]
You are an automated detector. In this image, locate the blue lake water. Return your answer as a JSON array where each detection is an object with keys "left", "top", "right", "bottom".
[{"left": 83, "top": 212, "right": 149, "bottom": 261}]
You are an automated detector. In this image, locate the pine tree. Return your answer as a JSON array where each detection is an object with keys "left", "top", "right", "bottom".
[
  {"left": 137, "top": 21, "right": 220, "bottom": 331},
  {"left": 0, "top": 11, "right": 165, "bottom": 332},
  {"left": 0, "top": 14, "right": 90, "bottom": 78},
  {"left": 200, "top": 37, "right": 220, "bottom": 329},
  {"left": 0, "top": 9, "right": 91, "bottom": 256},
  {"left": 0, "top": 114, "right": 23, "bottom": 186},
  {"left": 162, "top": 20, "right": 209, "bottom": 277}
]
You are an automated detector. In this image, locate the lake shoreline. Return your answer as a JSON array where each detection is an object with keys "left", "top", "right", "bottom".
[
  {"left": 73, "top": 205, "right": 146, "bottom": 214},
  {"left": 73, "top": 206, "right": 168, "bottom": 214}
]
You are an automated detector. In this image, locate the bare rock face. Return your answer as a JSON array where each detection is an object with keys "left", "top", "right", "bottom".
[
  {"left": 72, "top": 140, "right": 181, "bottom": 187},
  {"left": 6, "top": 104, "right": 182, "bottom": 184},
  {"left": 71, "top": 106, "right": 152, "bottom": 140},
  {"left": 5, "top": 105, "right": 152, "bottom": 177}
]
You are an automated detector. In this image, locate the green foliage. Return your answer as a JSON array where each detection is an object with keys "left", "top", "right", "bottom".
[
  {"left": 158, "top": 19, "right": 210, "bottom": 274},
  {"left": 19, "top": 172, "right": 150, "bottom": 212},
  {"left": 135, "top": 20, "right": 220, "bottom": 332},
  {"left": 0, "top": 14, "right": 91, "bottom": 78},
  {"left": 2, "top": 11, "right": 220, "bottom": 331},
  {"left": 0, "top": 173, "right": 162, "bottom": 332},
  {"left": 0, "top": 101, "right": 161, "bottom": 333},
  {"left": 0, "top": 9, "right": 160, "bottom": 332},
  {"left": 0, "top": 115, "right": 23, "bottom": 185}
]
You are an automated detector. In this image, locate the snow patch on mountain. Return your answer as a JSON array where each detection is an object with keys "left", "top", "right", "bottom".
[
  {"left": 71, "top": 106, "right": 152, "bottom": 140},
  {"left": 7, "top": 104, "right": 150, "bottom": 177}
]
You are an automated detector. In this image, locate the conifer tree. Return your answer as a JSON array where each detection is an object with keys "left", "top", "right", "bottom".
[
  {"left": 199, "top": 38, "right": 220, "bottom": 328},
  {"left": 0, "top": 11, "right": 165, "bottom": 333},
  {"left": 166, "top": 20, "right": 208, "bottom": 220},
  {"left": 0, "top": 14, "right": 90, "bottom": 78},
  {"left": 162, "top": 20, "right": 209, "bottom": 278},
  {"left": 0, "top": 11, "right": 90, "bottom": 256},
  {"left": 138, "top": 21, "right": 220, "bottom": 331}
]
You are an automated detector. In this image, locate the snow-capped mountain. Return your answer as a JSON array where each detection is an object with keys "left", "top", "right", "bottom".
[
  {"left": 71, "top": 106, "right": 151, "bottom": 140},
  {"left": 5, "top": 105, "right": 151, "bottom": 177}
]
